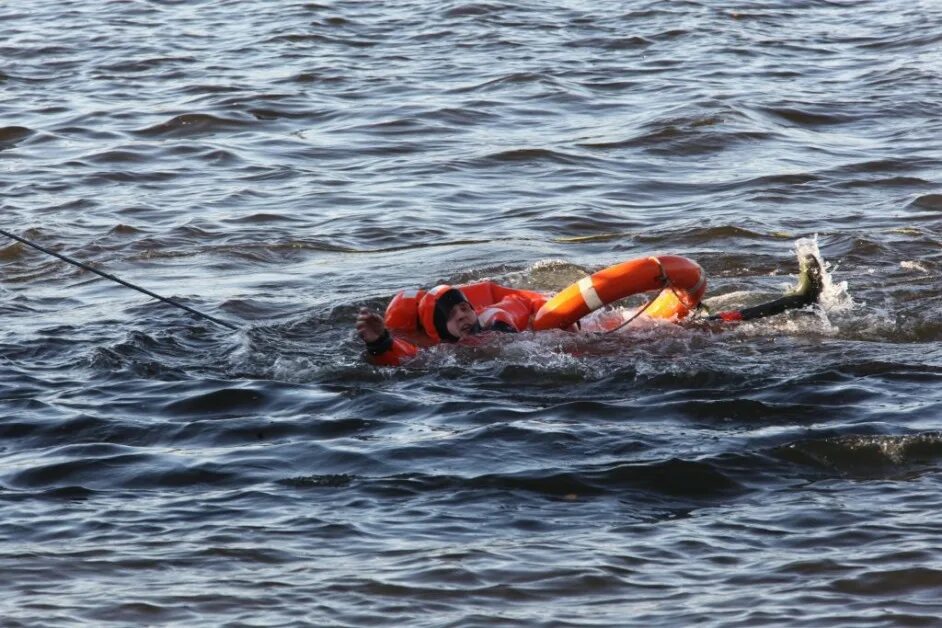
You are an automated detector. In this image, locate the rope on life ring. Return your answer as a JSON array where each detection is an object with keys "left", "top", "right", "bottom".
[{"left": 531, "top": 255, "right": 706, "bottom": 332}]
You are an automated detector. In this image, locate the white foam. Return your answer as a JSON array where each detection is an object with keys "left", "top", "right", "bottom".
[
  {"left": 795, "top": 235, "right": 853, "bottom": 316},
  {"left": 901, "top": 260, "right": 929, "bottom": 273}
]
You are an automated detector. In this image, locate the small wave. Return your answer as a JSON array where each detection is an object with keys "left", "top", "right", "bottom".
[
  {"left": 855, "top": 31, "right": 942, "bottom": 52},
  {"left": 635, "top": 224, "right": 775, "bottom": 246},
  {"left": 133, "top": 113, "right": 253, "bottom": 138},
  {"left": 353, "top": 458, "right": 744, "bottom": 500},
  {"left": 422, "top": 106, "right": 499, "bottom": 126},
  {"left": 742, "top": 172, "right": 820, "bottom": 188},
  {"left": 503, "top": 259, "right": 591, "bottom": 292},
  {"left": 282, "top": 474, "right": 355, "bottom": 488},
  {"left": 475, "top": 147, "right": 585, "bottom": 166},
  {"left": 442, "top": 2, "right": 508, "bottom": 18},
  {"left": 163, "top": 387, "right": 269, "bottom": 416},
  {"left": 570, "top": 36, "right": 652, "bottom": 50},
  {"left": 108, "top": 224, "right": 144, "bottom": 236},
  {"left": 900, "top": 260, "right": 930, "bottom": 274},
  {"left": 552, "top": 233, "right": 627, "bottom": 244},
  {"left": 221, "top": 213, "right": 306, "bottom": 225},
  {"left": 759, "top": 105, "right": 855, "bottom": 126},
  {"left": 266, "top": 33, "right": 377, "bottom": 48},
  {"left": 219, "top": 298, "right": 302, "bottom": 321},
  {"left": 81, "top": 148, "right": 151, "bottom": 164},
  {"left": 448, "top": 71, "right": 549, "bottom": 94},
  {"left": 283, "top": 71, "right": 347, "bottom": 85},
  {"left": 841, "top": 175, "right": 932, "bottom": 189},
  {"left": 8, "top": 451, "right": 156, "bottom": 490},
  {"left": 40, "top": 485, "right": 97, "bottom": 500},
  {"left": 123, "top": 237, "right": 513, "bottom": 263},
  {"left": 909, "top": 194, "right": 942, "bottom": 211},
  {"left": 0, "top": 241, "right": 26, "bottom": 261},
  {"left": 350, "top": 117, "right": 442, "bottom": 136},
  {"left": 0, "top": 126, "right": 34, "bottom": 149},
  {"left": 829, "top": 158, "right": 929, "bottom": 176},
  {"left": 832, "top": 567, "right": 942, "bottom": 597},
  {"left": 98, "top": 56, "right": 196, "bottom": 74},
  {"left": 578, "top": 112, "right": 772, "bottom": 155},
  {"left": 318, "top": 16, "right": 354, "bottom": 27},
  {"left": 175, "top": 83, "right": 245, "bottom": 96},
  {"left": 775, "top": 432, "right": 942, "bottom": 478},
  {"left": 247, "top": 107, "right": 300, "bottom": 121}
]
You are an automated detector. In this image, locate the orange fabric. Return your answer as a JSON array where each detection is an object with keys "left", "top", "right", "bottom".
[
  {"left": 462, "top": 282, "right": 545, "bottom": 318},
  {"left": 641, "top": 256, "right": 705, "bottom": 319},
  {"left": 367, "top": 262, "right": 705, "bottom": 366},
  {"left": 478, "top": 294, "right": 537, "bottom": 331},
  {"left": 384, "top": 289, "right": 426, "bottom": 332},
  {"left": 416, "top": 285, "right": 455, "bottom": 342},
  {"left": 456, "top": 282, "right": 497, "bottom": 309},
  {"left": 367, "top": 281, "right": 547, "bottom": 366},
  {"left": 532, "top": 256, "right": 705, "bottom": 331},
  {"left": 369, "top": 338, "right": 420, "bottom": 367}
]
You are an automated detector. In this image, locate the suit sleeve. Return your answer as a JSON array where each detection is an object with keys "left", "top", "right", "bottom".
[
  {"left": 473, "top": 283, "right": 549, "bottom": 332},
  {"left": 364, "top": 330, "right": 420, "bottom": 367},
  {"left": 481, "top": 282, "right": 547, "bottom": 314}
]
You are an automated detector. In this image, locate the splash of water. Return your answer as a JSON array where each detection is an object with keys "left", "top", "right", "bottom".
[{"left": 795, "top": 235, "right": 854, "bottom": 316}]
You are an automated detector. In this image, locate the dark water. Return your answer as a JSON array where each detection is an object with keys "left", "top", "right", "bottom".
[{"left": 2, "top": 0, "right": 942, "bottom": 624}]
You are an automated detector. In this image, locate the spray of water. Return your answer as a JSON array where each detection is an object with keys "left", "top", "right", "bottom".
[{"left": 794, "top": 235, "right": 853, "bottom": 316}]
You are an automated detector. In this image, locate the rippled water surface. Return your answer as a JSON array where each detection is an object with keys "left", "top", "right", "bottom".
[{"left": 2, "top": 0, "right": 942, "bottom": 624}]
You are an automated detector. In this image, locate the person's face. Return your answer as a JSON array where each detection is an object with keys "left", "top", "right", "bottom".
[{"left": 446, "top": 301, "right": 479, "bottom": 340}]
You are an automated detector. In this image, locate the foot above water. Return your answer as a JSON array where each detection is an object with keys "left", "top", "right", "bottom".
[{"left": 791, "top": 255, "right": 824, "bottom": 305}]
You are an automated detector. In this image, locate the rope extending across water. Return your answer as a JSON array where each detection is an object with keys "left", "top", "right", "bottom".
[{"left": 0, "top": 228, "right": 240, "bottom": 331}]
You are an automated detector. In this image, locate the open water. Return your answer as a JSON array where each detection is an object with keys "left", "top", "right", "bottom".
[{"left": 2, "top": 0, "right": 942, "bottom": 625}]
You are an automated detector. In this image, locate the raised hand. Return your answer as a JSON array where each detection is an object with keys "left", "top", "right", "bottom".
[{"left": 355, "top": 308, "right": 386, "bottom": 344}]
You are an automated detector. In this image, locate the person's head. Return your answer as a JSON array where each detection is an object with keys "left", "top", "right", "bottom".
[{"left": 419, "top": 285, "right": 481, "bottom": 342}]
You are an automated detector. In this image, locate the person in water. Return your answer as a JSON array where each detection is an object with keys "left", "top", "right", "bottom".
[
  {"left": 356, "top": 255, "right": 824, "bottom": 366},
  {"left": 357, "top": 281, "right": 550, "bottom": 366}
]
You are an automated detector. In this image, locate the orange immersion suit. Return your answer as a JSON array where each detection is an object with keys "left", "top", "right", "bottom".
[
  {"left": 365, "top": 281, "right": 548, "bottom": 366},
  {"left": 365, "top": 256, "right": 707, "bottom": 366}
]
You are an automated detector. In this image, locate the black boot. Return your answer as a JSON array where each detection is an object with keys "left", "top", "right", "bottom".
[{"left": 708, "top": 255, "right": 823, "bottom": 322}]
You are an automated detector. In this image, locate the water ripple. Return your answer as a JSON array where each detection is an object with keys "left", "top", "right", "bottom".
[{"left": 2, "top": 0, "right": 942, "bottom": 623}]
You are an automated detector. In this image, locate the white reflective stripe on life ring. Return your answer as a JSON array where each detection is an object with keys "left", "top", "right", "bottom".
[
  {"left": 689, "top": 267, "right": 706, "bottom": 296},
  {"left": 578, "top": 276, "right": 604, "bottom": 311}
]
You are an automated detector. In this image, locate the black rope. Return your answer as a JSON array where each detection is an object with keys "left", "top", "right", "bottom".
[
  {"left": 603, "top": 285, "right": 667, "bottom": 334},
  {"left": 604, "top": 258, "right": 672, "bottom": 334},
  {"left": 0, "top": 228, "right": 240, "bottom": 331},
  {"left": 602, "top": 257, "right": 704, "bottom": 334}
]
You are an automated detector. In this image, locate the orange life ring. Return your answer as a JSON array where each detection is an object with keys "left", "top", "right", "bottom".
[{"left": 531, "top": 255, "right": 706, "bottom": 331}]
